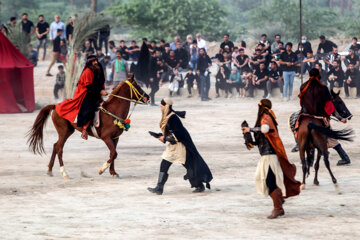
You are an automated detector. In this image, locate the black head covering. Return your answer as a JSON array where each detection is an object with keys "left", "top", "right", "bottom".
[{"left": 160, "top": 99, "right": 186, "bottom": 118}]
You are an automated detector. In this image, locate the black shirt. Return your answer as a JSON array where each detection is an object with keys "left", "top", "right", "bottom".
[
  {"left": 220, "top": 41, "right": 234, "bottom": 52},
  {"left": 175, "top": 48, "right": 189, "bottom": 68},
  {"left": 53, "top": 36, "right": 61, "bottom": 52},
  {"left": 345, "top": 69, "right": 360, "bottom": 83},
  {"left": 119, "top": 46, "right": 129, "bottom": 60},
  {"left": 22, "top": 20, "right": 34, "bottom": 34},
  {"left": 36, "top": 21, "right": 49, "bottom": 40},
  {"left": 254, "top": 69, "right": 269, "bottom": 81},
  {"left": 345, "top": 54, "right": 359, "bottom": 65},
  {"left": 165, "top": 56, "right": 179, "bottom": 69},
  {"left": 328, "top": 68, "right": 345, "bottom": 87},
  {"left": 99, "top": 25, "right": 110, "bottom": 37},
  {"left": 197, "top": 54, "right": 212, "bottom": 74},
  {"left": 128, "top": 46, "right": 140, "bottom": 60},
  {"left": 317, "top": 40, "right": 337, "bottom": 53},
  {"left": 251, "top": 55, "right": 264, "bottom": 71},
  {"left": 269, "top": 68, "right": 283, "bottom": 81},
  {"left": 185, "top": 73, "right": 196, "bottom": 84},
  {"left": 236, "top": 55, "right": 250, "bottom": 70},
  {"left": 349, "top": 43, "right": 360, "bottom": 53},
  {"left": 302, "top": 41, "right": 312, "bottom": 55},
  {"left": 280, "top": 51, "right": 298, "bottom": 71},
  {"left": 66, "top": 23, "right": 74, "bottom": 40}
]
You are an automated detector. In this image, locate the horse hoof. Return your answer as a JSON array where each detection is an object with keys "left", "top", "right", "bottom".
[
  {"left": 313, "top": 181, "right": 319, "bottom": 186},
  {"left": 112, "top": 174, "right": 120, "bottom": 179},
  {"left": 333, "top": 179, "right": 337, "bottom": 184},
  {"left": 300, "top": 184, "right": 306, "bottom": 190},
  {"left": 334, "top": 183, "right": 339, "bottom": 189},
  {"left": 47, "top": 171, "right": 53, "bottom": 177}
]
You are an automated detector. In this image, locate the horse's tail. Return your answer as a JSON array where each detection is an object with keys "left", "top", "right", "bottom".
[
  {"left": 308, "top": 122, "right": 354, "bottom": 141},
  {"left": 27, "top": 104, "right": 56, "bottom": 155}
]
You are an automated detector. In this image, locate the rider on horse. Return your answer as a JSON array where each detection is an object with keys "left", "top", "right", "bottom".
[
  {"left": 55, "top": 55, "right": 108, "bottom": 140},
  {"left": 242, "top": 99, "right": 301, "bottom": 219},
  {"left": 298, "top": 68, "right": 351, "bottom": 165}
]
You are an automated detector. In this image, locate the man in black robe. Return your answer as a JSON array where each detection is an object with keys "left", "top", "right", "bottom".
[{"left": 148, "top": 98, "right": 213, "bottom": 194}]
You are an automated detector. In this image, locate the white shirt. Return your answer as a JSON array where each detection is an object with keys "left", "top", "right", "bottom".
[
  {"left": 49, "top": 21, "right": 66, "bottom": 40},
  {"left": 197, "top": 38, "right": 207, "bottom": 51}
]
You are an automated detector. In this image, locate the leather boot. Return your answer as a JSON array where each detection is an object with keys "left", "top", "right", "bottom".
[
  {"left": 334, "top": 144, "right": 351, "bottom": 166},
  {"left": 267, "top": 188, "right": 285, "bottom": 219},
  {"left": 147, "top": 172, "right": 168, "bottom": 195}
]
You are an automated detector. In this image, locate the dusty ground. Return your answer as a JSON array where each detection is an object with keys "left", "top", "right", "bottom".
[{"left": 0, "top": 59, "right": 360, "bottom": 240}]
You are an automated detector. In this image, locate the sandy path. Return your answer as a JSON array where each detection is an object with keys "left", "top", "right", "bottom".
[{"left": 0, "top": 61, "right": 360, "bottom": 239}]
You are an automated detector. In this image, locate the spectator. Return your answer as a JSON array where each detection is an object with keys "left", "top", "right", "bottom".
[
  {"left": 295, "top": 43, "right": 306, "bottom": 74},
  {"left": 96, "top": 48, "right": 105, "bottom": 60},
  {"left": 53, "top": 65, "right": 65, "bottom": 99},
  {"left": 27, "top": 44, "right": 38, "bottom": 66},
  {"left": 217, "top": 51, "right": 231, "bottom": 71},
  {"left": 279, "top": 42, "right": 297, "bottom": 101},
  {"left": 271, "top": 42, "right": 284, "bottom": 60},
  {"left": 349, "top": 37, "right": 360, "bottom": 55},
  {"left": 184, "top": 68, "right": 196, "bottom": 97},
  {"left": 111, "top": 50, "right": 129, "bottom": 86},
  {"left": 259, "top": 34, "right": 271, "bottom": 52},
  {"left": 60, "top": 39, "right": 67, "bottom": 58},
  {"left": 66, "top": 17, "right": 74, "bottom": 43},
  {"left": 253, "top": 62, "right": 269, "bottom": 98},
  {"left": 127, "top": 40, "right": 140, "bottom": 61},
  {"left": 88, "top": 31, "right": 98, "bottom": 50},
  {"left": 99, "top": 55, "right": 110, "bottom": 83},
  {"left": 49, "top": 15, "right": 66, "bottom": 41},
  {"left": 315, "top": 62, "right": 328, "bottom": 86},
  {"left": 344, "top": 63, "right": 360, "bottom": 98},
  {"left": 21, "top": 13, "right": 35, "bottom": 39},
  {"left": 267, "top": 61, "right": 283, "bottom": 98},
  {"left": 189, "top": 40, "right": 199, "bottom": 71},
  {"left": 148, "top": 53, "right": 160, "bottom": 105},
  {"left": 227, "top": 67, "right": 241, "bottom": 98},
  {"left": 258, "top": 43, "right": 271, "bottom": 67},
  {"left": 165, "top": 50, "right": 179, "bottom": 74},
  {"left": 46, "top": 29, "right": 66, "bottom": 76},
  {"left": 327, "top": 60, "right": 345, "bottom": 90},
  {"left": 175, "top": 41, "right": 189, "bottom": 70},
  {"left": 197, "top": 48, "right": 212, "bottom": 101},
  {"left": 36, "top": 15, "right": 49, "bottom": 60},
  {"left": 232, "top": 47, "right": 239, "bottom": 62},
  {"left": 159, "top": 39, "right": 166, "bottom": 56},
  {"left": 324, "top": 47, "right": 341, "bottom": 71},
  {"left": 235, "top": 48, "right": 250, "bottom": 73},
  {"left": 7, "top": 17, "right": 17, "bottom": 30},
  {"left": 149, "top": 40, "right": 157, "bottom": 53},
  {"left": 169, "top": 68, "right": 182, "bottom": 96},
  {"left": 170, "top": 36, "right": 180, "bottom": 51},
  {"left": 302, "top": 51, "right": 318, "bottom": 74},
  {"left": 317, "top": 35, "right": 337, "bottom": 71},
  {"left": 99, "top": 24, "right": 110, "bottom": 55},
  {"left": 162, "top": 43, "right": 171, "bottom": 60},
  {"left": 183, "top": 34, "right": 193, "bottom": 57},
  {"left": 300, "top": 36, "right": 312, "bottom": 55},
  {"left": 344, "top": 48, "right": 360, "bottom": 69},
  {"left": 194, "top": 69, "right": 201, "bottom": 95},
  {"left": 215, "top": 65, "right": 229, "bottom": 98},
  {"left": 220, "top": 34, "right": 234, "bottom": 53},
  {"left": 0, "top": 23, "right": 6, "bottom": 34},
  {"left": 271, "top": 34, "right": 282, "bottom": 52},
  {"left": 196, "top": 33, "right": 207, "bottom": 52},
  {"left": 238, "top": 40, "right": 246, "bottom": 51},
  {"left": 82, "top": 40, "right": 95, "bottom": 57},
  {"left": 250, "top": 48, "right": 265, "bottom": 71},
  {"left": 119, "top": 40, "right": 129, "bottom": 60},
  {"left": 155, "top": 57, "right": 169, "bottom": 84},
  {"left": 243, "top": 71, "right": 255, "bottom": 98}
]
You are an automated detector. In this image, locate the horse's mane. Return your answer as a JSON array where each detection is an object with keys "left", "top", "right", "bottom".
[{"left": 105, "top": 81, "right": 128, "bottom": 103}]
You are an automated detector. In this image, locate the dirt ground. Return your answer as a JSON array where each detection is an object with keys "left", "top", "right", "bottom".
[{"left": 0, "top": 60, "right": 360, "bottom": 240}]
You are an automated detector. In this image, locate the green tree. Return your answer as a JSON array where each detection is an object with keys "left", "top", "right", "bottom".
[{"left": 108, "top": 0, "right": 229, "bottom": 41}]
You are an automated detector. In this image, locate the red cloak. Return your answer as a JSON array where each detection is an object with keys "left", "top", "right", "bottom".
[
  {"left": 261, "top": 113, "right": 301, "bottom": 198},
  {"left": 55, "top": 68, "right": 94, "bottom": 122}
]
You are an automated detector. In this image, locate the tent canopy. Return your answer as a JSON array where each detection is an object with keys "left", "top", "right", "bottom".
[{"left": 0, "top": 32, "right": 35, "bottom": 113}]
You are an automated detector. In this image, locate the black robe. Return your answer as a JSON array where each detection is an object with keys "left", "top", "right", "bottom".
[
  {"left": 167, "top": 114, "right": 213, "bottom": 189},
  {"left": 77, "top": 68, "right": 105, "bottom": 127}
]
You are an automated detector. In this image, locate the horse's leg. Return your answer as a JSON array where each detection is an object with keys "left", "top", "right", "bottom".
[
  {"left": 99, "top": 137, "right": 118, "bottom": 176},
  {"left": 313, "top": 150, "right": 321, "bottom": 186},
  {"left": 47, "top": 142, "right": 58, "bottom": 176},
  {"left": 323, "top": 149, "right": 337, "bottom": 184},
  {"left": 56, "top": 128, "right": 74, "bottom": 179},
  {"left": 109, "top": 138, "right": 120, "bottom": 178}
]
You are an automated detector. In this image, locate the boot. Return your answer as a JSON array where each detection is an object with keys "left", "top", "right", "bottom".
[
  {"left": 193, "top": 183, "right": 205, "bottom": 193},
  {"left": 267, "top": 188, "right": 285, "bottom": 219},
  {"left": 334, "top": 144, "right": 351, "bottom": 166},
  {"left": 147, "top": 172, "right": 168, "bottom": 195},
  {"left": 291, "top": 143, "right": 299, "bottom": 152}
]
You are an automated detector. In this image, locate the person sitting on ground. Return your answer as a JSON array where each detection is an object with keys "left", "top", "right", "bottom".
[
  {"left": 54, "top": 65, "right": 65, "bottom": 99},
  {"left": 175, "top": 41, "right": 189, "bottom": 71},
  {"left": 267, "top": 61, "right": 283, "bottom": 98},
  {"left": 165, "top": 50, "right": 179, "bottom": 75},
  {"left": 250, "top": 48, "right": 265, "bottom": 72},
  {"left": 254, "top": 62, "right": 269, "bottom": 98},
  {"left": 271, "top": 41, "right": 284, "bottom": 60},
  {"left": 324, "top": 47, "right": 341, "bottom": 72},
  {"left": 302, "top": 50, "right": 318, "bottom": 74},
  {"left": 235, "top": 48, "right": 250, "bottom": 73},
  {"left": 227, "top": 67, "right": 241, "bottom": 98},
  {"left": 327, "top": 60, "right": 345, "bottom": 90},
  {"left": 344, "top": 48, "right": 360, "bottom": 70},
  {"left": 46, "top": 29, "right": 66, "bottom": 76},
  {"left": 27, "top": 44, "right": 38, "bottom": 66},
  {"left": 344, "top": 63, "right": 360, "bottom": 98},
  {"left": 215, "top": 65, "right": 229, "bottom": 98},
  {"left": 184, "top": 68, "right": 196, "bottom": 98}
]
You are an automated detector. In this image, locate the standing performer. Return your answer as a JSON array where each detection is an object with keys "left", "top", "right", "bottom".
[
  {"left": 55, "top": 55, "right": 108, "bottom": 140},
  {"left": 242, "top": 99, "right": 301, "bottom": 219},
  {"left": 148, "top": 98, "right": 213, "bottom": 194}
]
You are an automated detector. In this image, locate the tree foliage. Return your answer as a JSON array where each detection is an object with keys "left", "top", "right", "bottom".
[{"left": 108, "top": 0, "right": 229, "bottom": 41}]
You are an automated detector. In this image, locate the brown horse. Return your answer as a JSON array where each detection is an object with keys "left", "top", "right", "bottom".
[
  {"left": 297, "top": 90, "right": 353, "bottom": 187},
  {"left": 27, "top": 75, "right": 150, "bottom": 179}
]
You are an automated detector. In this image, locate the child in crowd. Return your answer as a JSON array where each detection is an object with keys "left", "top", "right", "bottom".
[
  {"left": 53, "top": 65, "right": 65, "bottom": 99},
  {"left": 169, "top": 68, "right": 182, "bottom": 96},
  {"left": 184, "top": 68, "right": 196, "bottom": 97},
  {"left": 227, "top": 67, "right": 241, "bottom": 98}
]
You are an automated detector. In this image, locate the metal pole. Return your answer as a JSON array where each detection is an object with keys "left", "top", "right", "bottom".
[{"left": 300, "top": 0, "right": 303, "bottom": 84}]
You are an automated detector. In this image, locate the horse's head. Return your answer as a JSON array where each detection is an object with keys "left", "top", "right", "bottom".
[
  {"left": 331, "top": 89, "right": 352, "bottom": 120},
  {"left": 126, "top": 74, "right": 150, "bottom": 104}
]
